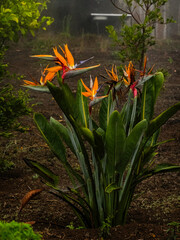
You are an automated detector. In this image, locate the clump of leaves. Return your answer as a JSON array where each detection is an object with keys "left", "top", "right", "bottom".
[
  {"left": 0, "top": 84, "right": 32, "bottom": 137},
  {"left": 0, "top": 220, "right": 42, "bottom": 240}
]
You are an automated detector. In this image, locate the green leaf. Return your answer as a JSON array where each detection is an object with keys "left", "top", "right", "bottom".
[
  {"left": 153, "top": 72, "right": 164, "bottom": 102},
  {"left": 152, "top": 163, "right": 180, "bottom": 173},
  {"left": 34, "top": 113, "right": 84, "bottom": 185},
  {"left": 47, "top": 81, "right": 75, "bottom": 121},
  {"left": 50, "top": 117, "right": 76, "bottom": 155},
  {"left": 34, "top": 113, "right": 67, "bottom": 163},
  {"left": 146, "top": 102, "right": 180, "bottom": 139},
  {"left": 24, "top": 159, "right": 59, "bottom": 187},
  {"left": 140, "top": 163, "right": 180, "bottom": 182},
  {"left": 93, "top": 129, "right": 105, "bottom": 160},
  {"left": 105, "top": 110, "right": 126, "bottom": 178},
  {"left": 23, "top": 85, "right": 50, "bottom": 92},
  {"left": 120, "top": 119, "right": 148, "bottom": 172},
  {"left": 81, "top": 127, "right": 94, "bottom": 146},
  {"left": 141, "top": 72, "right": 164, "bottom": 121},
  {"left": 99, "top": 90, "right": 114, "bottom": 131},
  {"left": 9, "top": 14, "right": 19, "bottom": 23},
  {"left": 105, "top": 183, "right": 122, "bottom": 194},
  {"left": 76, "top": 80, "right": 89, "bottom": 128}
]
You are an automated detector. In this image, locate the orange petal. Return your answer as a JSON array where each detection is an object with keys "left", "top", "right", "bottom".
[
  {"left": 23, "top": 80, "right": 39, "bottom": 86},
  {"left": 44, "top": 72, "right": 56, "bottom": 83},
  {"left": 92, "top": 77, "right": 98, "bottom": 95},
  {"left": 64, "top": 44, "right": 74, "bottom": 68},
  {"left": 46, "top": 66, "right": 62, "bottom": 72},
  {"left": 81, "top": 79, "right": 92, "bottom": 94},
  {"left": 31, "top": 54, "right": 54, "bottom": 57},
  {"left": 53, "top": 47, "right": 67, "bottom": 67},
  {"left": 82, "top": 92, "right": 92, "bottom": 98}
]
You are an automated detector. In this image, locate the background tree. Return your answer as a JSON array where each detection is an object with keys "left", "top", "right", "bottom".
[{"left": 107, "top": 0, "right": 175, "bottom": 69}]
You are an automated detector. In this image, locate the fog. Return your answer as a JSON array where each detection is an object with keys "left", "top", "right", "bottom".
[{"left": 46, "top": 0, "right": 180, "bottom": 39}]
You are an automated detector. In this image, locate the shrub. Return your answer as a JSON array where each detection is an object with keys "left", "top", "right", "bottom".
[{"left": 0, "top": 220, "right": 42, "bottom": 240}]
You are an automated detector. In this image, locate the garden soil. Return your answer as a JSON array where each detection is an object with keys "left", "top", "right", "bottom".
[{"left": 0, "top": 35, "right": 180, "bottom": 240}]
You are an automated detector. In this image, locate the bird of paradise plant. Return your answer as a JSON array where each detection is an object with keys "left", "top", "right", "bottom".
[{"left": 22, "top": 45, "right": 180, "bottom": 233}]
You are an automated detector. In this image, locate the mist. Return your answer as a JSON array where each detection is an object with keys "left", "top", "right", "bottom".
[{"left": 46, "top": 0, "right": 180, "bottom": 39}]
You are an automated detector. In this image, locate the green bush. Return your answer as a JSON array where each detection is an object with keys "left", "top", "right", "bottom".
[
  {"left": 0, "top": 220, "right": 42, "bottom": 240},
  {"left": 0, "top": 84, "right": 32, "bottom": 137}
]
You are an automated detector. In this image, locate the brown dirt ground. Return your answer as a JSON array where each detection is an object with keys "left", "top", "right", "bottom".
[{"left": 0, "top": 34, "right": 180, "bottom": 240}]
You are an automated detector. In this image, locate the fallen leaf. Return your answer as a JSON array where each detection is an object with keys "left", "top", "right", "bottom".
[{"left": 18, "top": 188, "right": 43, "bottom": 214}]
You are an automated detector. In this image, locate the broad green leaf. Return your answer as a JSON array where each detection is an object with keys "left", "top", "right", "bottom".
[
  {"left": 105, "top": 110, "right": 126, "bottom": 178},
  {"left": 24, "top": 159, "right": 59, "bottom": 187},
  {"left": 99, "top": 90, "right": 114, "bottom": 131},
  {"left": 120, "top": 119, "right": 148, "bottom": 172},
  {"left": 34, "top": 113, "right": 67, "bottom": 163},
  {"left": 153, "top": 72, "right": 164, "bottom": 102},
  {"left": 93, "top": 129, "right": 105, "bottom": 160},
  {"left": 76, "top": 80, "right": 89, "bottom": 128},
  {"left": 141, "top": 72, "right": 164, "bottom": 121},
  {"left": 50, "top": 117, "right": 76, "bottom": 155},
  {"left": 34, "top": 113, "right": 84, "bottom": 185},
  {"left": 47, "top": 81, "right": 75, "bottom": 121}
]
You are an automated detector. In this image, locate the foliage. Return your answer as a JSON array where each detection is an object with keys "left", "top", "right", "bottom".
[
  {"left": 0, "top": 0, "right": 54, "bottom": 80},
  {"left": 23, "top": 46, "right": 180, "bottom": 229},
  {"left": 0, "top": 84, "right": 32, "bottom": 137},
  {"left": 107, "top": 0, "right": 175, "bottom": 69},
  {"left": 167, "top": 222, "right": 180, "bottom": 240},
  {"left": 0, "top": 220, "right": 42, "bottom": 240},
  {"left": 0, "top": 0, "right": 53, "bottom": 44}
]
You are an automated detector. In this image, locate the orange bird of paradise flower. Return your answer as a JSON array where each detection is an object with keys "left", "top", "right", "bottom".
[
  {"left": 31, "top": 44, "right": 100, "bottom": 81},
  {"left": 123, "top": 61, "right": 137, "bottom": 97},
  {"left": 123, "top": 61, "right": 136, "bottom": 87},
  {"left": 123, "top": 58, "right": 154, "bottom": 98},
  {"left": 23, "top": 66, "right": 56, "bottom": 87},
  {"left": 105, "top": 64, "right": 119, "bottom": 83},
  {"left": 81, "top": 76, "right": 107, "bottom": 114},
  {"left": 136, "top": 56, "right": 155, "bottom": 77}
]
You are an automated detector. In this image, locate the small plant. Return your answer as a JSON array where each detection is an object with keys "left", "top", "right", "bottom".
[
  {"left": 167, "top": 222, "right": 180, "bottom": 240},
  {"left": 0, "top": 220, "right": 42, "bottom": 240},
  {"left": 22, "top": 44, "right": 180, "bottom": 229},
  {"left": 66, "top": 222, "right": 84, "bottom": 230}
]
